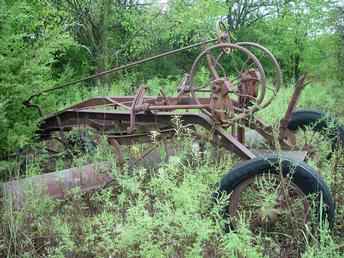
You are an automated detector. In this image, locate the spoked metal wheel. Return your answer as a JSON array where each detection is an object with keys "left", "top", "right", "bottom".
[
  {"left": 229, "top": 173, "right": 310, "bottom": 257},
  {"left": 237, "top": 42, "right": 283, "bottom": 108},
  {"left": 187, "top": 43, "right": 267, "bottom": 123},
  {"left": 215, "top": 155, "right": 335, "bottom": 258},
  {"left": 214, "top": 18, "right": 282, "bottom": 110}
]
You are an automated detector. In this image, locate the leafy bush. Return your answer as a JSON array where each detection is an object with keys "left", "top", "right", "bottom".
[{"left": 0, "top": 1, "right": 79, "bottom": 154}]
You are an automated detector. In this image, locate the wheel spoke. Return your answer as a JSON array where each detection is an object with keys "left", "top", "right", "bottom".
[
  {"left": 230, "top": 51, "right": 243, "bottom": 75},
  {"left": 209, "top": 52, "right": 227, "bottom": 77},
  {"left": 194, "top": 89, "right": 212, "bottom": 93},
  {"left": 307, "top": 128, "right": 319, "bottom": 146},
  {"left": 229, "top": 173, "right": 311, "bottom": 256},
  {"left": 266, "top": 86, "right": 277, "bottom": 95},
  {"left": 188, "top": 43, "right": 267, "bottom": 119},
  {"left": 240, "top": 56, "right": 252, "bottom": 73},
  {"left": 216, "top": 51, "right": 224, "bottom": 63}
]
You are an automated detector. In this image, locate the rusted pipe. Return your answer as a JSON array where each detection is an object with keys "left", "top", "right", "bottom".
[
  {"left": 279, "top": 75, "right": 309, "bottom": 139},
  {"left": 1, "top": 163, "right": 113, "bottom": 208},
  {"left": 133, "top": 104, "right": 211, "bottom": 112},
  {"left": 0, "top": 145, "right": 179, "bottom": 208}
]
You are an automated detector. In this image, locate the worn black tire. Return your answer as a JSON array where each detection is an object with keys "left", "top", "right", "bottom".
[
  {"left": 214, "top": 155, "right": 335, "bottom": 228},
  {"left": 287, "top": 109, "right": 344, "bottom": 148}
]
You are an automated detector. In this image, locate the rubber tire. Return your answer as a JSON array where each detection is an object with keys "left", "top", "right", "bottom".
[
  {"left": 287, "top": 109, "right": 344, "bottom": 148},
  {"left": 214, "top": 155, "right": 335, "bottom": 229}
]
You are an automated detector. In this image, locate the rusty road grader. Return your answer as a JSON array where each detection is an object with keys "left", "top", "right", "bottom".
[{"left": 2, "top": 20, "right": 342, "bottom": 256}]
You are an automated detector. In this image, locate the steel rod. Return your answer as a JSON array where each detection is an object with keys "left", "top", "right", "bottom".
[{"left": 24, "top": 39, "right": 217, "bottom": 105}]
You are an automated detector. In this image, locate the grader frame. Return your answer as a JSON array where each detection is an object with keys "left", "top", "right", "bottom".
[{"left": 8, "top": 22, "right": 310, "bottom": 201}]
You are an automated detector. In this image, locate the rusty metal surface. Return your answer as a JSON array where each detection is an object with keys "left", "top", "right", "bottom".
[
  {"left": 279, "top": 76, "right": 309, "bottom": 140},
  {"left": 237, "top": 42, "right": 282, "bottom": 109},
  {"left": 188, "top": 43, "right": 267, "bottom": 123},
  {"left": 34, "top": 42, "right": 283, "bottom": 164},
  {"left": 1, "top": 142, "right": 181, "bottom": 207},
  {"left": 1, "top": 163, "right": 113, "bottom": 208},
  {"left": 4, "top": 77, "right": 312, "bottom": 208},
  {"left": 39, "top": 110, "right": 256, "bottom": 160},
  {"left": 21, "top": 26, "right": 291, "bottom": 165},
  {"left": 33, "top": 39, "right": 309, "bottom": 163},
  {"left": 11, "top": 22, "right": 316, "bottom": 207}
]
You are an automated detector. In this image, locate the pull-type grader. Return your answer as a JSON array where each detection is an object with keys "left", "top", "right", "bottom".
[{"left": 4, "top": 21, "right": 336, "bottom": 254}]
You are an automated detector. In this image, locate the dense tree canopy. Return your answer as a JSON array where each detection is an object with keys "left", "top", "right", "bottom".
[{"left": 0, "top": 0, "right": 343, "bottom": 155}]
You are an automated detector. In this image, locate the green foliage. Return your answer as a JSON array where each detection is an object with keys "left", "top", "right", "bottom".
[
  {"left": 0, "top": 1, "right": 344, "bottom": 255},
  {"left": 258, "top": 83, "right": 338, "bottom": 125},
  {"left": 1, "top": 0, "right": 343, "bottom": 155},
  {"left": 0, "top": 140, "right": 263, "bottom": 257},
  {"left": 234, "top": 0, "right": 337, "bottom": 81},
  {"left": 0, "top": 0, "right": 78, "bottom": 154},
  {"left": 335, "top": 4, "right": 344, "bottom": 82},
  {"left": 1, "top": 132, "right": 343, "bottom": 257}
]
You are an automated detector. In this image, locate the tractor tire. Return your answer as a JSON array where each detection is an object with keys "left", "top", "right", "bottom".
[
  {"left": 287, "top": 109, "right": 344, "bottom": 148},
  {"left": 214, "top": 155, "right": 335, "bottom": 228}
]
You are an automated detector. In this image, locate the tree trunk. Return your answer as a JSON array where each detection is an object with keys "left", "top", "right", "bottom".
[
  {"left": 294, "top": 53, "right": 300, "bottom": 82},
  {"left": 96, "top": 0, "right": 112, "bottom": 87}
]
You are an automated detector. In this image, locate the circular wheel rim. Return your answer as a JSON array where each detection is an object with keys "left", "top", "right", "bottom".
[
  {"left": 237, "top": 42, "right": 283, "bottom": 109},
  {"left": 188, "top": 43, "right": 267, "bottom": 119},
  {"left": 229, "top": 173, "right": 310, "bottom": 256}
]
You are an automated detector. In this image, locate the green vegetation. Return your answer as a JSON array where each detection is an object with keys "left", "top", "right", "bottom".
[
  {"left": 1, "top": 113, "right": 343, "bottom": 257},
  {"left": 1, "top": 0, "right": 344, "bottom": 257},
  {"left": 0, "top": 0, "right": 343, "bottom": 154}
]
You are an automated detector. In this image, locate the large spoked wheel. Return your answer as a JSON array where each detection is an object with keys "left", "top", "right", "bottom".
[
  {"left": 188, "top": 43, "right": 267, "bottom": 121},
  {"left": 237, "top": 42, "right": 283, "bottom": 108},
  {"left": 214, "top": 155, "right": 335, "bottom": 257},
  {"left": 214, "top": 18, "right": 281, "bottom": 110}
]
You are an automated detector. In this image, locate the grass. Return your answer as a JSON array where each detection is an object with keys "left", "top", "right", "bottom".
[
  {"left": 0, "top": 79, "right": 344, "bottom": 257},
  {"left": 1, "top": 142, "right": 343, "bottom": 257}
]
